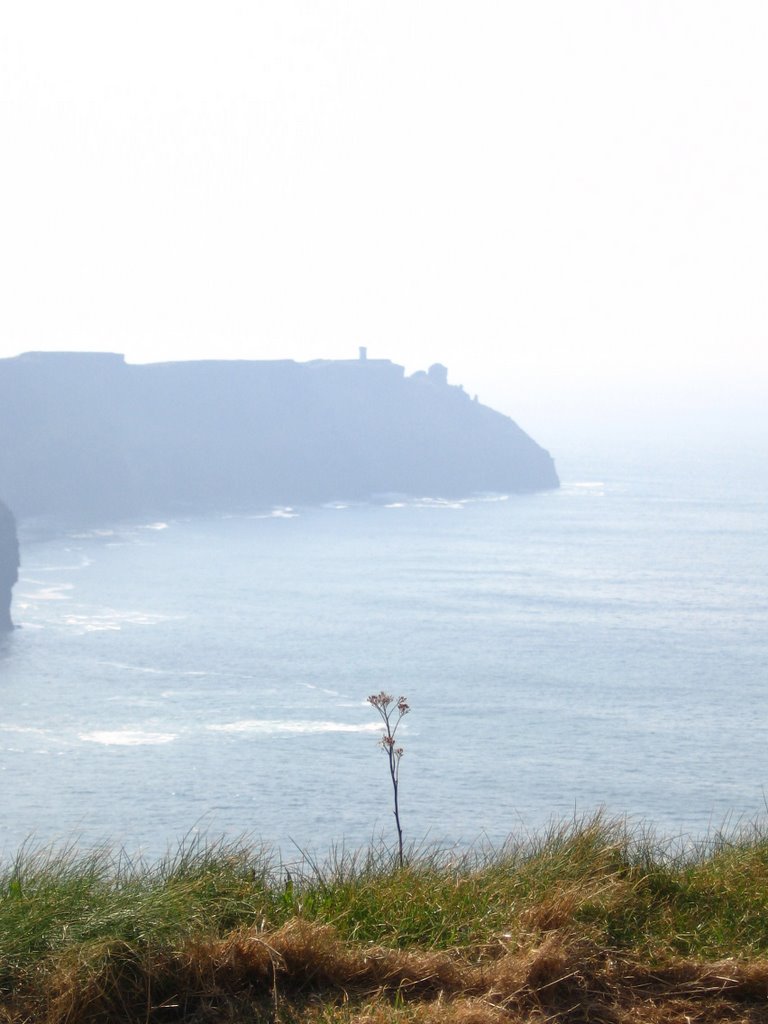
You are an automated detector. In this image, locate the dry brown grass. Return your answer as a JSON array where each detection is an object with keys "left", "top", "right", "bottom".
[
  {"left": 5, "top": 917, "right": 768, "bottom": 1024},
  {"left": 6, "top": 820, "right": 768, "bottom": 1023}
]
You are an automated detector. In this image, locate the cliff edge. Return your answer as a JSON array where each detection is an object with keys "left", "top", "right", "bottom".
[
  {"left": 0, "top": 500, "right": 19, "bottom": 630},
  {"left": 0, "top": 350, "right": 558, "bottom": 522}
]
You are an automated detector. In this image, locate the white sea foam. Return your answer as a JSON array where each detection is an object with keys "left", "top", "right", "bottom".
[
  {"left": 100, "top": 662, "right": 210, "bottom": 678},
  {"left": 385, "top": 498, "right": 464, "bottom": 510},
  {"left": 206, "top": 720, "right": 381, "bottom": 735},
  {"left": 68, "top": 528, "right": 118, "bottom": 539},
  {"left": 101, "top": 661, "right": 166, "bottom": 674},
  {"left": 63, "top": 610, "right": 181, "bottom": 633},
  {"left": 245, "top": 507, "right": 300, "bottom": 519},
  {"left": 33, "top": 559, "right": 93, "bottom": 572},
  {"left": 0, "top": 724, "right": 49, "bottom": 736},
  {"left": 64, "top": 618, "right": 121, "bottom": 632},
  {"left": 302, "top": 684, "right": 341, "bottom": 696},
  {"left": 413, "top": 497, "right": 464, "bottom": 509},
  {"left": 18, "top": 581, "right": 74, "bottom": 601},
  {"left": 79, "top": 730, "right": 178, "bottom": 746},
  {"left": 138, "top": 522, "right": 170, "bottom": 531}
]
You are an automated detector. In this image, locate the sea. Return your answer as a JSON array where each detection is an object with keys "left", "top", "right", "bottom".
[{"left": 1, "top": 438, "right": 767, "bottom": 864}]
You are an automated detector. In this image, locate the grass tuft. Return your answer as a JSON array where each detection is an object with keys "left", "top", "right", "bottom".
[{"left": 5, "top": 814, "right": 768, "bottom": 1021}]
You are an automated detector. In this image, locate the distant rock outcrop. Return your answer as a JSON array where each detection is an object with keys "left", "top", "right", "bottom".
[
  {"left": 0, "top": 351, "right": 558, "bottom": 523},
  {"left": 0, "top": 499, "right": 19, "bottom": 630}
]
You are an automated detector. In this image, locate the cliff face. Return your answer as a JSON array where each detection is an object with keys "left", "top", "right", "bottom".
[
  {"left": 0, "top": 500, "right": 19, "bottom": 631},
  {"left": 0, "top": 351, "right": 558, "bottom": 522}
]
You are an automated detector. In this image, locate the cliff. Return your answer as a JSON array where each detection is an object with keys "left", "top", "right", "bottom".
[
  {"left": 0, "top": 351, "right": 558, "bottom": 522},
  {"left": 0, "top": 499, "right": 19, "bottom": 630}
]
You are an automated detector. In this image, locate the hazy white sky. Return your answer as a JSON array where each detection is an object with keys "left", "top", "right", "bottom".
[{"left": 1, "top": 2, "right": 766, "bottom": 446}]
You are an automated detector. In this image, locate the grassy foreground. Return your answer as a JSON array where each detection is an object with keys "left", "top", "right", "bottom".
[{"left": 3, "top": 816, "right": 768, "bottom": 1023}]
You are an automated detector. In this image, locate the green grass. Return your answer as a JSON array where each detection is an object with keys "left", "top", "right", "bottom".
[{"left": 4, "top": 814, "right": 768, "bottom": 1022}]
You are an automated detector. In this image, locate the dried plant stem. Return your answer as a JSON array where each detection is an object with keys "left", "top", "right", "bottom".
[
  {"left": 386, "top": 728, "right": 403, "bottom": 867},
  {"left": 367, "top": 692, "right": 410, "bottom": 868}
]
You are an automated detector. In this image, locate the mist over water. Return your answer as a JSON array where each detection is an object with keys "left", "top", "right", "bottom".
[{"left": 1, "top": 440, "right": 767, "bottom": 862}]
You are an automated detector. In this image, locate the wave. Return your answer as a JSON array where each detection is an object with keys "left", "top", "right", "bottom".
[
  {"left": 206, "top": 719, "right": 381, "bottom": 735},
  {"left": 79, "top": 729, "right": 178, "bottom": 746},
  {"left": 384, "top": 498, "right": 465, "bottom": 510},
  {"left": 385, "top": 495, "right": 516, "bottom": 510},
  {"left": 0, "top": 724, "right": 49, "bottom": 736},
  {"left": 31, "top": 558, "right": 94, "bottom": 572},
  {"left": 67, "top": 528, "right": 119, "bottom": 539},
  {"left": 63, "top": 617, "right": 121, "bottom": 633},
  {"left": 99, "top": 661, "right": 209, "bottom": 677},
  {"left": 563, "top": 481, "right": 606, "bottom": 497},
  {"left": 225, "top": 507, "right": 301, "bottom": 520},
  {"left": 302, "top": 684, "right": 341, "bottom": 696},
  {"left": 17, "top": 581, "right": 74, "bottom": 601},
  {"left": 62, "top": 610, "right": 183, "bottom": 633}
]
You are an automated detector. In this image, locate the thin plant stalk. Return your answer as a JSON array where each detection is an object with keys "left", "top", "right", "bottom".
[{"left": 367, "top": 692, "right": 410, "bottom": 868}]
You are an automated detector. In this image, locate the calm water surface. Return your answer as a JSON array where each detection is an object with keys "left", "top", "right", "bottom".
[{"left": 1, "top": 442, "right": 767, "bottom": 861}]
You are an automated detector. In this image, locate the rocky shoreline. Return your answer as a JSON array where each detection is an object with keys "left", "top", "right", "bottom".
[{"left": 0, "top": 499, "right": 19, "bottom": 631}]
